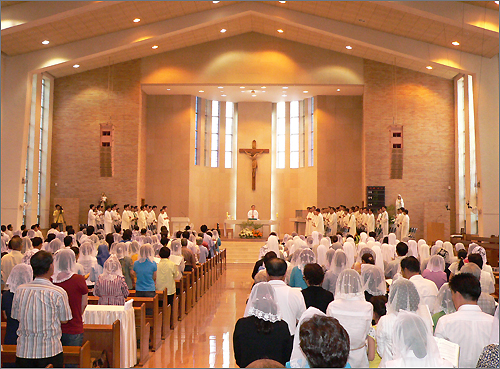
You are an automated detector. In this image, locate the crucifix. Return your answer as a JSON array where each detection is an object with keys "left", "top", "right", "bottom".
[{"left": 239, "top": 140, "right": 269, "bottom": 191}]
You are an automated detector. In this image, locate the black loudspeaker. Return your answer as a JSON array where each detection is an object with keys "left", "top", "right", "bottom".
[{"left": 367, "top": 186, "right": 385, "bottom": 209}]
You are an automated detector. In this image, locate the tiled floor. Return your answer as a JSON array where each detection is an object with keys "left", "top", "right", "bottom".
[{"left": 141, "top": 263, "right": 255, "bottom": 368}]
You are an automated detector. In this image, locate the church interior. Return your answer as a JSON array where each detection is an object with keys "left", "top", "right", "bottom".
[{"left": 1, "top": 1, "right": 499, "bottom": 368}]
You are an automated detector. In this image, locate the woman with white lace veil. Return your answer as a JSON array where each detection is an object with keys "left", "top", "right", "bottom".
[
  {"left": 21, "top": 237, "right": 33, "bottom": 254},
  {"left": 79, "top": 241, "right": 101, "bottom": 286},
  {"left": 316, "top": 237, "right": 329, "bottom": 268},
  {"left": 112, "top": 242, "right": 134, "bottom": 289},
  {"left": 45, "top": 238, "right": 64, "bottom": 254},
  {"left": 289, "top": 248, "right": 315, "bottom": 289},
  {"left": 94, "top": 255, "right": 129, "bottom": 305},
  {"left": 322, "top": 249, "right": 348, "bottom": 295},
  {"left": 376, "top": 278, "right": 433, "bottom": 367},
  {"left": 235, "top": 282, "right": 292, "bottom": 368},
  {"left": 21, "top": 248, "right": 39, "bottom": 265},
  {"left": 372, "top": 244, "right": 385, "bottom": 273},
  {"left": 326, "top": 269, "right": 373, "bottom": 367},
  {"left": 361, "top": 264, "right": 387, "bottom": 302},
  {"left": 407, "top": 240, "right": 418, "bottom": 258},
  {"left": 52, "top": 248, "right": 77, "bottom": 284},
  {"left": 422, "top": 255, "right": 447, "bottom": 289},
  {"left": 133, "top": 244, "right": 157, "bottom": 298},
  {"left": 431, "top": 283, "right": 455, "bottom": 330},
  {"left": 266, "top": 235, "right": 280, "bottom": 255},
  {"left": 3, "top": 264, "right": 33, "bottom": 344},
  {"left": 342, "top": 240, "right": 355, "bottom": 269},
  {"left": 169, "top": 239, "right": 185, "bottom": 275},
  {"left": 419, "top": 242, "right": 431, "bottom": 272},
  {"left": 385, "top": 310, "right": 453, "bottom": 368},
  {"left": 128, "top": 240, "right": 140, "bottom": 263},
  {"left": 354, "top": 246, "right": 376, "bottom": 272},
  {"left": 469, "top": 243, "right": 495, "bottom": 285}
]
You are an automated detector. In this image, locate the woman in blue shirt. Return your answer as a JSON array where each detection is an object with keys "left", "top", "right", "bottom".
[
  {"left": 133, "top": 244, "right": 157, "bottom": 297},
  {"left": 289, "top": 249, "right": 316, "bottom": 290}
]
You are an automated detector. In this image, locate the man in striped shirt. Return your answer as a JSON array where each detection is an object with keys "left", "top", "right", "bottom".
[{"left": 12, "top": 250, "right": 72, "bottom": 368}]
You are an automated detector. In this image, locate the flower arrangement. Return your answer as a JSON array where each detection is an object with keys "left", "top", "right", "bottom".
[{"left": 239, "top": 221, "right": 263, "bottom": 238}]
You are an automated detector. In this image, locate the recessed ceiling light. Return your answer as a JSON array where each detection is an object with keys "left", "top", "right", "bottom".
[
  {"left": 42, "top": 40, "right": 50, "bottom": 45},
  {"left": 240, "top": 86, "right": 245, "bottom": 89},
  {"left": 252, "top": 94, "right": 257, "bottom": 97},
  {"left": 426, "top": 66, "right": 433, "bottom": 70},
  {"left": 220, "top": 28, "right": 227, "bottom": 33},
  {"left": 261, "top": 90, "right": 266, "bottom": 93},
  {"left": 241, "top": 90, "right": 246, "bottom": 93},
  {"left": 279, "top": 1, "right": 286, "bottom": 3},
  {"left": 73, "top": 64, "right": 80, "bottom": 68},
  {"left": 452, "top": 41, "right": 460, "bottom": 46},
  {"left": 346, "top": 45, "right": 352, "bottom": 50},
  {"left": 277, "top": 29, "right": 284, "bottom": 33},
  {"left": 337, "top": 89, "right": 340, "bottom": 92},
  {"left": 213, "top": 1, "right": 220, "bottom": 3},
  {"left": 261, "top": 86, "right": 266, "bottom": 89},
  {"left": 283, "top": 86, "right": 288, "bottom": 89},
  {"left": 133, "top": 18, "right": 141, "bottom": 23},
  {"left": 221, "top": 94, "right": 227, "bottom": 97},
  {"left": 218, "top": 86, "right": 224, "bottom": 89},
  {"left": 303, "top": 90, "right": 308, "bottom": 93},
  {"left": 166, "top": 88, "right": 170, "bottom": 91},
  {"left": 199, "top": 90, "right": 204, "bottom": 93},
  {"left": 152, "top": 45, "right": 158, "bottom": 49},
  {"left": 282, "top": 94, "right": 287, "bottom": 97}
]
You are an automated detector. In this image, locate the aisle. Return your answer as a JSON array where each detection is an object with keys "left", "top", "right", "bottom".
[{"left": 142, "top": 263, "right": 254, "bottom": 368}]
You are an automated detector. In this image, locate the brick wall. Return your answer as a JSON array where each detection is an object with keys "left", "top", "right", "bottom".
[
  {"left": 50, "top": 60, "right": 142, "bottom": 226},
  {"left": 363, "top": 60, "right": 456, "bottom": 240}
]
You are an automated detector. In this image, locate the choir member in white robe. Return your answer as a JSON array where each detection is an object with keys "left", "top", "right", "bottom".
[
  {"left": 313, "top": 208, "right": 324, "bottom": 236},
  {"left": 149, "top": 206, "right": 157, "bottom": 229},
  {"left": 401, "top": 209, "right": 410, "bottom": 240},
  {"left": 396, "top": 194, "right": 404, "bottom": 210},
  {"left": 88, "top": 204, "right": 97, "bottom": 227},
  {"left": 121, "top": 205, "right": 132, "bottom": 230},
  {"left": 157, "top": 206, "right": 170, "bottom": 234},
  {"left": 367, "top": 209, "right": 375, "bottom": 233},
  {"left": 347, "top": 209, "right": 357, "bottom": 237},
  {"left": 395, "top": 208, "right": 404, "bottom": 240},
  {"left": 138, "top": 206, "right": 147, "bottom": 230},
  {"left": 328, "top": 207, "right": 338, "bottom": 236},
  {"left": 380, "top": 207, "right": 389, "bottom": 236},
  {"left": 305, "top": 207, "right": 313, "bottom": 236},
  {"left": 104, "top": 206, "right": 113, "bottom": 234},
  {"left": 111, "top": 205, "right": 121, "bottom": 228}
]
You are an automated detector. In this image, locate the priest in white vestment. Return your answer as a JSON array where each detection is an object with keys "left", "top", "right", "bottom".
[
  {"left": 367, "top": 209, "right": 375, "bottom": 233},
  {"left": 157, "top": 206, "right": 170, "bottom": 234},
  {"left": 138, "top": 206, "right": 147, "bottom": 230},
  {"left": 381, "top": 207, "right": 389, "bottom": 236},
  {"left": 401, "top": 209, "right": 410, "bottom": 239},
  {"left": 104, "top": 206, "right": 113, "bottom": 234},
  {"left": 121, "top": 205, "right": 132, "bottom": 230},
  {"left": 88, "top": 205, "right": 97, "bottom": 227},
  {"left": 305, "top": 207, "right": 314, "bottom": 236},
  {"left": 348, "top": 209, "right": 357, "bottom": 237},
  {"left": 313, "top": 208, "right": 325, "bottom": 236},
  {"left": 247, "top": 205, "right": 259, "bottom": 220},
  {"left": 395, "top": 208, "right": 404, "bottom": 240},
  {"left": 328, "top": 207, "right": 338, "bottom": 236}
]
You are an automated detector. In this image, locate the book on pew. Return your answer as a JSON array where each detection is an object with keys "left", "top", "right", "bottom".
[{"left": 433, "top": 337, "right": 460, "bottom": 368}]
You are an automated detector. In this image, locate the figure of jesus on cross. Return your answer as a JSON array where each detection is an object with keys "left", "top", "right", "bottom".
[{"left": 239, "top": 140, "right": 269, "bottom": 191}]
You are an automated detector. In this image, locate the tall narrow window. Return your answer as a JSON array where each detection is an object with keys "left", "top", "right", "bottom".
[
  {"left": 204, "top": 100, "right": 209, "bottom": 166},
  {"left": 309, "top": 97, "right": 314, "bottom": 167},
  {"left": 194, "top": 97, "right": 201, "bottom": 165},
  {"left": 468, "top": 75, "right": 478, "bottom": 234},
  {"left": 100, "top": 124, "right": 113, "bottom": 177},
  {"left": 37, "top": 79, "right": 46, "bottom": 222},
  {"left": 225, "top": 102, "right": 234, "bottom": 168},
  {"left": 211, "top": 100, "right": 220, "bottom": 168},
  {"left": 456, "top": 76, "right": 466, "bottom": 232},
  {"left": 290, "top": 101, "right": 300, "bottom": 168},
  {"left": 300, "top": 100, "right": 306, "bottom": 167},
  {"left": 276, "top": 102, "right": 286, "bottom": 169}
]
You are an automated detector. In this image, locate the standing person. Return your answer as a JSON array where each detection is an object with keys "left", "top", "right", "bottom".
[
  {"left": 87, "top": 204, "right": 97, "bottom": 228},
  {"left": 401, "top": 208, "right": 410, "bottom": 240},
  {"left": 247, "top": 205, "right": 259, "bottom": 220},
  {"left": 51, "top": 249, "right": 88, "bottom": 347},
  {"left": 133, "top": 244, "right": 157, "bottom": 298},
  {"left": 1, "top": 235, "right": 24, "bottom": 284},
  {"left": 157, "top": 206, "right": 170, "bottom": 234},
  {"left": 138, "top": 205, "right": 147, "bottom": 231},
  {"left": 380, "top": 206, "right": 389, "bottom": 237},
  {"left": 12, "top": 250, "right": 72, "bottom": 368},
  {"left": 53, "top": 204, "right": 65, "bottom": 231},
  {"left": 156, "top": 247, "right": 180, "bottom": 306},
  {"left": 2, "top": 264, "right": 33, "bottom": 345},
  {"left": 366, "top": 208, "right": 375, "bottom": 234},
  {"left": 328, "top": 207, "right": 338, "bottom": 236},
  {"left": 94, "top": 256, "right": 129, "bottom": 305},
  {"left": 103, "top": 205, "right": 113, "bottom": 235},
  {"left": 347, "top": 207, "right": 357, "bottom": 237},
  {"left": 313, "top": 208, "right": 324, "bottom": 236},
  {"left": 396, "top": 194, "right": 404, "bottom": 210},
  {"left": 395, "top": 208, "right": 403, "bottom": 240},
  {"left": 121, "top": 204, "right": 132, "bottom": 231},
  {"left": 305, "top": 207, "right": 313, "bottom": 236}
]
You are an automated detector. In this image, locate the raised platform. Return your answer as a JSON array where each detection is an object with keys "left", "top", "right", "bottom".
[{"left": 221, "top": 239, "right": 265, "bottom": 264}]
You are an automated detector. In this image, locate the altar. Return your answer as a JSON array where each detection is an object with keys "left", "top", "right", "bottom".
[
  {"left": 169, "top": 217, "right": 191, "bottom": 234},
  {"left": 223, "top": 219, "right": 280, "bottom": 239}
]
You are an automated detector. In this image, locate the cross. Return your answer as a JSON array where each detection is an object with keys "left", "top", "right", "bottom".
[{"left": 239, "top": 140, "right": 269, "bottom": 191}]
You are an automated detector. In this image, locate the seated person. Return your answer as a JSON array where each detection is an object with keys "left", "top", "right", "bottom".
[
  {"left": 94, "top": 255, "right": 129, "bottom": 305},
  {"left": 301, "top": 263, "right": 333, "bottom": 313}
]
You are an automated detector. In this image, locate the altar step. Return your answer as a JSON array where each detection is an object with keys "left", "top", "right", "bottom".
[{"left": 221, "top": 239, "right": 265, "bottom": 264}]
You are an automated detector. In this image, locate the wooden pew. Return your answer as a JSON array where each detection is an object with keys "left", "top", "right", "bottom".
[
  {"left": 183, "top": 271, "right": 193, "bottom": 313},
  {"left": 126, "top": 295, "right": 162, "bottom": 351},
  {"left": 1, "top": 321, "right": 5, "bottom": 344},
  {"left": 176, "top": 279, "right": 186, "bottom": 321},
  {"left": 1, "top": 341, "right": 91, "bottom": 368},
  {"left": 133, "top": 303, "right": 150, "bottom": 366},
  {"left": 83, "top": 320, "right": 120, "bottom": 368}
]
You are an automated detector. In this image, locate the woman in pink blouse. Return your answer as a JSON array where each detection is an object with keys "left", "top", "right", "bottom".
[{"left": 94, "top": 255, "right": 129, "bottom": 305}]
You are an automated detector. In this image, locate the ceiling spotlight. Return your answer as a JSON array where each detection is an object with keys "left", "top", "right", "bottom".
[
  {"left": 218, "top": 86, "right": 224, "bottom": 89},
  {"left": 282, "top": 86, "right": 288, "bottom": 89},
  {"left": 241, "top": 90, "right": 246, "bottom": 93},
  {"left": 221, "top": 94, "right": 227, "bottom": 97},
  {"left": 261, "top": 86, "right": 266, "bottom": 89},
  {"left": 73, "top": 64, "right": 80, "bottom": 68},
  {"left": 213, "top": 1, "right": 220, "bottom": 3},
  {"left": 152, "top": 45, "right": 159, "bottom": 49},
  {"left": 451, "top": 41, "right": 460, "bottom": 46},
  {"left": 240, "top": 86, "right": 245, "bottom": 89},
  {"left": 199, "top": 90, "right": 204, "bottom": 93},
  {"left": 252, "top": 94, "right": 257, "bottom": 97},
  {"left": 220, "top": 28, "right": 227, "bottom": 33},
  {"left": 42, "top": 40, "right": 50, "bottom": 45},
  {"left": 282, "top": 94, "right": 287, "bottom": 97},
  {"left": 279, "top": 1, "right": 286, "bottom": 3},
  {"left": 345, "top": 45, "right": 352, "bottom": 50},
  {"left": 426, "top": 66, "right": 433, "bottom": 70},
  {"left": 133, "top": 18, "right": 141, "bottom": 23},
  {"left": 303, "top": 90, "right": 308, "bottom": 93},
  {"left": 337, "top": 89, "right": 340, "bottom": 92},
  {"left": 277, "top": 29, "right": 284, "bottom": 33},
  {"left": 166, "top": 88, "right": 171, "bottom": 91}
]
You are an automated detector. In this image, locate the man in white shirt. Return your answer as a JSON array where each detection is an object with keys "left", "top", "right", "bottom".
[
  {"left": 157, "top": 206, "right": 170, "bottom": 234},
  {"left": 305, "top": 207, "right": 314, "bottom": 236},
  {"left": 400, "top": 256, "right": 438, "bottom": 313},
  {"left": 347, "top": 207, "right": 357, "bottom": 237},
  {"left": 87, "top": 204, "right": 97, "bottom": 228},
  {"left": 265, "top": 258, "right": 306, "bottom": 336},
  {"left": 148, "top": 206, "right": 157, "bottom": 230},
  {"left": 401, "top": 208, "right": 410, "bottom": 240},
  {"left": 328, "top": 207, "right": 337, "bottom": 236},
  {"left": 103, "top": 205, "right": 113, "bottom": 234},
  {"left": 366, "top": 208, "right": 375, "bottom": 233},
  {"left": 247, "top": 205, "right": 259, "bottom": 220},
  {"left": 313, "top": 208, "right": 324, "bottom": 236},
  {"left": 121, "top": 204, "right": 132, "bottom": 231},
  {"left": 435, "top": 273, "right": 494, "bottom": 368},
  {"left": 138, "top": 205, "right": 147, "bottom": 230},
  {"left": 1, "top": 236, "right": 24, "bottom": 284},
  {"left": 380, "top": 206, "right": 389, "bottom": 237}
]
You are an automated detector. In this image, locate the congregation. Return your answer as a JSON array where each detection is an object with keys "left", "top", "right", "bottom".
[
  {"left": 235, "top": 216, "right": 498, "bottom": 368},
  {"left": 1, "top": 209, "right": 222, "bottom": 368}
]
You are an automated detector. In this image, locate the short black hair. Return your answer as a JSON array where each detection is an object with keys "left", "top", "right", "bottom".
[
  {"left": 51, "top": 223, "right": 58, "bottom": 229},
  {"left": 269, "top": 232, "right": 277, "bottom": 237},
  {"left": 31, "top": 237, "right": 43, "bottom": 247},
  {"left": 46, "top": 233, "right": 56, "bottom": 243},
  {"left": 331, "top": 235, "right": 338, "bottom": 243},
  {"left": 182, "top": 231, "right": 190, "bottom": 239},
  {"left": 300, "top": 315, "right": 350, "bottom": 368},
  {"left": 200, "top": 224, "right": 208, "bottom": 233},
  {"left": 449, "top": 272, "right": 481, "bottom": 301},
  {"left": 141, "top": 228, "right": 147, "bottom": 235},
  {"left": 30, "top": 250, "right": 53, "bottom": 277},
  {"left": 8, "top": 235, "right": 22, "bottom": 251},
  {"left": 303, "top": 263, "right": 325, "bottom": 285},
  {"left": 396, "top": 242, "right": 408, "bottom": 257},
  {"left": 86, "top": 225, "right": 95, "bottom": 236},
  {"left": 159, "top": 246, "right": 171, "bottom": 259},
  {"left": 468, "top": 253, "right": 483, "bottom": 269},
  {"left": 263, "top": 251, "right": 277, "bottom": 261},
  {"left": 176, "top": 231, "right": 183, "bottom": 238},
  {"left": 106, "top": 233, "right": 114, "bottom": 246},
  {"left": 361, "top": 253, "right": 375, "bottom": 265},
  {"left": 160, "top": 237, "right": 169, "bottom": 246},
  {"left": 70, "top": 246, "right": 80, "bottom": 258},
  {"left": 383, "top": 236, "right": 389, "bottom": 244},
  {"left": 370, "top": 295, "right": 387, "bottom": 319},
  {"left": 368, "top": 231, "right": 377, "bottom": 238},
  {"left": 1, "top": 225, "right": 6, "bottom": 231},
  {"left": 180, "top": 238, "right": 188, "bottom": 247},
  {"left": 63, "top": 236, "right": 73, "bottom": 247},
  {"left": 265, "top": 258, "right": 287, "bottom": 277},
  {"left": 22, "top": 229, "right": 28, "bottom": 237},
  {"left": 122, "top": 229, "right": 132, "bottom": 241},
  {"left": 400, "top": 256, "right": 420, "bottom": 273}
]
